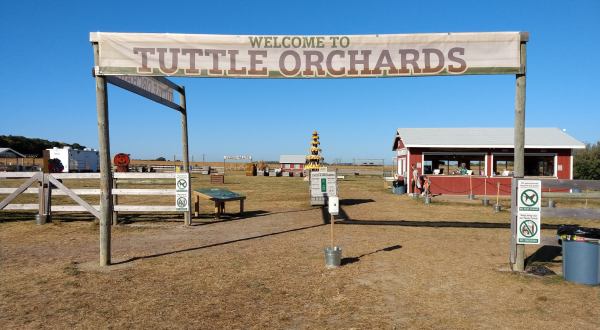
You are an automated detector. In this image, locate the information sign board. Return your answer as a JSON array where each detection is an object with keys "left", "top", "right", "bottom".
[{"left": 311, "top": 172, "right": 337, "bottom": 197}]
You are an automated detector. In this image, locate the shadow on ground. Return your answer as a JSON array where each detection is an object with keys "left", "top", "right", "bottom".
[
  {"left": 341, "top": 244, "right": 403, "bottom": 265},
  {"left": 112, "top": 222, "right": 326, "bottom": 265}
]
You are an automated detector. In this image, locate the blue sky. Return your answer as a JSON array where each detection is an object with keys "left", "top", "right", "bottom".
[{"left": 1, "top": 1, "right": 598, "bottom": 162}]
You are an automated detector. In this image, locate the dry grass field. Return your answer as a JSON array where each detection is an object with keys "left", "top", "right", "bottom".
[{"left": 1, "top": 172, "right": 599, "bottom": 329}]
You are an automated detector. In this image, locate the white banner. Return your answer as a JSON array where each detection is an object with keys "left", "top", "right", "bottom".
[{"left": 91, "top": 32, "right": 523, "bottom": 78}]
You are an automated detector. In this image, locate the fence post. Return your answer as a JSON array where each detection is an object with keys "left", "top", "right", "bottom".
[
  {"left": 38, "top": 152, "right": 51, "bottom": 224},
  {"left": 112, "top": 178, "right": 118, "bottom": 225}
]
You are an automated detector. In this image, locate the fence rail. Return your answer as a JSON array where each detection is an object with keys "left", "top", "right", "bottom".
[{"left": 1, "top": 172, "right": 186, "bottom": 222}]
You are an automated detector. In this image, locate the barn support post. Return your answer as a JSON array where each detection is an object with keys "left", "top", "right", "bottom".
[
  {"left": 180, "top": 87, "right": 192, "bottom": 226},
  {"left": 510, "top": 33, "right": 528, "bottom": 272},
  {"left": 93, "top": 42, "right": 113, "bottom": 266}
]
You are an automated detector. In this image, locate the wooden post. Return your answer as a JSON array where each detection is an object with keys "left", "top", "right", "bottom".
[
  {"left": 112, "top": 178, "right": 118, "bottom": 225},
  {"left": 37, "top": 173, "right": 45, "bottom": 225},
  {"left": 496, "top": 182, "right": 500, "bottom": 206},
  {"left": 214, "top": 201, "right": 220, "bottom": 219},
  {"left": 330, "top": 213, "right": 335, "bottom": 248},
  {"left": 180, "top": 87, "right": 192, "bottom": 226},
  {"left": 469, "top": 175, "right": 473, "bottom": 196},
  {"left": 93, "top": 42, "right": 113, "bottom": 266},
  {"left": 38, "top": 151, "right": 51, "bottom": 224},
  {"left": 511, "top": 33, "right": 528, "bottom": 272},
  {"left": 484, "top": 178, "right": 487, "bottom": 198}
]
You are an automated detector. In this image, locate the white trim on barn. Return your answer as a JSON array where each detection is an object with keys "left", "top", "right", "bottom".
[{"left": 570, "top": 155, "right": 574, "bottom": 180}]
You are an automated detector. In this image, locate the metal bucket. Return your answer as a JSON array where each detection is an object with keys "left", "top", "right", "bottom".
[
  {"left": 548, "top": 199, "right": 556, "bottom": 208},
  {"left": 482, "top": 198, "right": 490, "bottom": 206},
  {"left": 324, "top": 246, "right": 342, "bottom": 268},
  {"left": 494, "top": 204, "right": 502, "bottom": 212},
  {"left": 468, "top": 194, "right": 476, "bottom": 200},
  {"left": 424, "top": 196, "right": 431, "bottom": 204}
]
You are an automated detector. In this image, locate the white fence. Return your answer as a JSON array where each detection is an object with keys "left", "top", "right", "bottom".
[{"left": 0, "top": 172, "right": 185, "bottom": 222}]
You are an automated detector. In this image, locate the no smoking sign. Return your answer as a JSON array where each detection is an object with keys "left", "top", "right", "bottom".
[
  {"left": 175, "top": 173, "right": 190, "bottom": 211},
  {"left": 516, "top": 180, "right": 541, "bottom": 244}
]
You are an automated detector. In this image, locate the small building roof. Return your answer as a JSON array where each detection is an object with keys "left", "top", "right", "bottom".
[
  {"left": 279, "top": 155, "right": 306, "bottom": 164},
  {"left": 393, "top": 128, "right": 585, "bottom": 150},
  {"left": 0, "top": 148, "right": 26, "bottom": 158}
]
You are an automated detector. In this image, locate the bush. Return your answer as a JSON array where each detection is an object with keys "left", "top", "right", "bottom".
[{"left": 574, "top": 141, "right": 600, "bottom": 180}]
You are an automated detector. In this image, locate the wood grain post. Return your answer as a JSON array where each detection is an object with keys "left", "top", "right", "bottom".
[
  {"left": 511, "top": 34, "right": 528, "bottom": 272},
  {"left": 93, "top": 42, "right": 113, "bottom": 266},
  {"left": 38, "top": 152, "right": 50, "bottom": 225},
  {"left": 213, "top": 201, "right": 218, "bottom": 219},
  {"left": 112, "top": 178, "right": 118, "bottom": 225},
  {"left": 38, "top": 174, "right": 45, "bottom": 225},
  {"left": 330, "top": 213, "right": 335, "bottom": 248},
  {"left": 180, "top": 87, "right": 192, "bottom": 226}
]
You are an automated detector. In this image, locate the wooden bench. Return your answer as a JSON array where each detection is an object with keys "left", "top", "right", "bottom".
[{"left": 193, "top": 188, "right": 246, "bottom": 219}]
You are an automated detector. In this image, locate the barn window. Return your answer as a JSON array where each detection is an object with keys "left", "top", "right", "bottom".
[
  {"left": 493, "top": 154, "right": 555, "bottom": 177},
  {"left": 423, "top": 153, "right": 485, "bottom": 175}
]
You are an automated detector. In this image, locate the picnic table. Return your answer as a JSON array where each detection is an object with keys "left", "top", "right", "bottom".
[{"left": 193, "top": 188, "right": 246, "bottom": 219}]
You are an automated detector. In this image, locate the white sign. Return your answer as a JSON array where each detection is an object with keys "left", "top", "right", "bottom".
[
  {"left": 175, "top": 173, "right": 190, "bottom": 211},
  {"left": 224, "top": 155, "right": 252, "bottom": 160},
  {"left": 91, "top": 32, "right": 523, "bottom": 78},
  {"left": 328, "top": 196, "right": 339, "bottom": 215},
  {"left": 516, "top": 180, "right": 541, "bottom": 244},
  {"left": 311, "top": 171, "right": 337, "bottom": 197}
]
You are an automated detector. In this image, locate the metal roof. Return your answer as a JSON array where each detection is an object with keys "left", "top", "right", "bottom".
[
  {"left": 0, "top": 148, "right": 26, "bottom": 158},
  {"left": 279, "top": 155, "right": 306, "bottom": 164},
  {"left": 393, "top": 128, "right": 585, "bottom": 149}
]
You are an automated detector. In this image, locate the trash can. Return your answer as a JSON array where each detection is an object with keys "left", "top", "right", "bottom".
[
  {"left": 557, "top": 225, "right": 600, "bottom": 285},
  {"left": 392, "top": 185, "right": 406, "bottom": 194}
]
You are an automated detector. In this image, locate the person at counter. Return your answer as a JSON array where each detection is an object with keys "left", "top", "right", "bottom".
[{"left": 459, "top": 163, "right": 468, "bottom": 175}]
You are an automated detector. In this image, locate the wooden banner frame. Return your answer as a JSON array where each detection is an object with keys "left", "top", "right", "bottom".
[{"left": 91, "top": 31, "right": 529, "bottom": 268}]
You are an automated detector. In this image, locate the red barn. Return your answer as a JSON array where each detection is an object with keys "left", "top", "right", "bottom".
[
  {"left": 279, "top": 155, "right": 306, "bottom": 176},
  {"left": 392, "top": 128, "right": 585, "bottom": 196}
]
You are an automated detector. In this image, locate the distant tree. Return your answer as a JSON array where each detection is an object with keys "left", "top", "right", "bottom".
[
  {"left": 70, "top": 143, "right": 86, "bottom": 150},
  {"left": 573, "top": 141, "right": 600, "bottom": 180},
  {"left": 0, "top": 135, "right": 86, "bottom": 157},
  {"left": 155, "top": 157, "right": 167, "bottom": 161}
]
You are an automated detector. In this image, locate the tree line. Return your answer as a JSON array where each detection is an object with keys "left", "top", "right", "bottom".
[
  {"left": 574, "top": 141, "right": 600, "bottom": 180},
  {"left": 0, "top": 135, "right": 86, "bottom": 157}
]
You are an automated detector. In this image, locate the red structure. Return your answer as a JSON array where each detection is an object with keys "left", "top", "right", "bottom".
[
  {"left": 279, "top": 155, "right": 305, "bottom": 176},
  {"left": 393, "top": 128, "right": 585, "bottom": 195}
]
